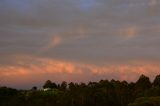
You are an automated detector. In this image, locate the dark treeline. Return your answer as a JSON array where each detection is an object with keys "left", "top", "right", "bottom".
[{"left": 1, "top": 74, "right": 160, "bottom": 106}]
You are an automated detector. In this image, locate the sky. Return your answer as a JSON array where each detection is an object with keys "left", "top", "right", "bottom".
[{"left": 0, "top": 0, "right": 160, "bottom": 89}]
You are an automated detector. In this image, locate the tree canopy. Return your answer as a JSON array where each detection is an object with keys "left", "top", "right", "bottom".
[{"left": 0, "top": 74, "right": 160, "bottom": 106}]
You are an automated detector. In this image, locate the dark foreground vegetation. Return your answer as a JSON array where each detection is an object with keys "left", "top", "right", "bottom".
[{"left": 1, "top": 74, "right": 160, "bottom": 106}]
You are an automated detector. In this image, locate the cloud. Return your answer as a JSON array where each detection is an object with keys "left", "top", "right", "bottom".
[
  {"left": 0, "top": 55, "right": 160, "bottom": 88},
  {"left": 41, "top": 36, "right": 62, "bottom": 51},
  {"left": 119, "top": 26, "right": 138, "bottom": 40},
  {"left": 149, "top": 0, "right": 157, "bottom": 7},
  {"left": 0, "top": 0, "right": 160, "bottom": 88}
]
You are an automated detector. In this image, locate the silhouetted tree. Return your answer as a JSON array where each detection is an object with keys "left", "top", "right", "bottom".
[
  {"left": 153, "top": 75, "right": 160, "bottom": 87},
  {"left": 31, "top": 86, "right": 37, "bottom": 91},
  {"left": 60, "top": 81, "right": 67, "bottom": 90},
  {"left": 69, "top": 82, "right": 76, "bottom": 91},
  {"left": 43, "top": 80, "right": 52, "bottom": 88},
  {"left": 2, "top": 74, "right": 160, "bottom": 106},
  {"left": 43, "top": 80, "right": 57, "bottom": 89},
  {"left": 135, "top": 74, "right": 152, "bottom": 92}
]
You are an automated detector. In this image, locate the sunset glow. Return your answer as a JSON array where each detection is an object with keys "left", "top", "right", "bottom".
[{"left": 0, "top": 0, "right": 160, "bottom": 89}]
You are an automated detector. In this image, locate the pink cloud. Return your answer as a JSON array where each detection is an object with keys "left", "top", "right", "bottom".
[
  {"left": 119, "top": 26, "right": 138, "bottom": 40},
  {"left": 0, "top": 55, "right": 160, "bottom": 88},
  {"left": 41, "top": 36, "right": 62, "bottom": 51}
]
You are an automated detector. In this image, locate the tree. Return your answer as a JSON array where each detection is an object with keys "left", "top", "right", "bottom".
[
  {"left": 153, "top": 75, "right": 160, "bottom": 87},
  {"left": 52, "top": 82, "right": 58, "bottom": 89},
  {"left": 128, "top": 96, "right": 160, "bottom": 106},
  {"left": 135, "top": 74, "right": 151, "bottom": 92},
  {"left": 31, "top": 86, "right": 37, "bottom": 91},
  {"left": 68, "top": 82, "right": 76, "bottom": 91},
  {"left": 60, "top": 81, "right": 67, "bottom": 90},
  {"left": 43, "top": 80, "right": 52, "bottom": 89},
  {"left": 43, "top": 80, "right": 57, "bottom": 89}
]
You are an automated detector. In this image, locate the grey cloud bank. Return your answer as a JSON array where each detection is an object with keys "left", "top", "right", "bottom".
[{"left": 0, "top": 0, "right": 160, "bottom": 88}]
